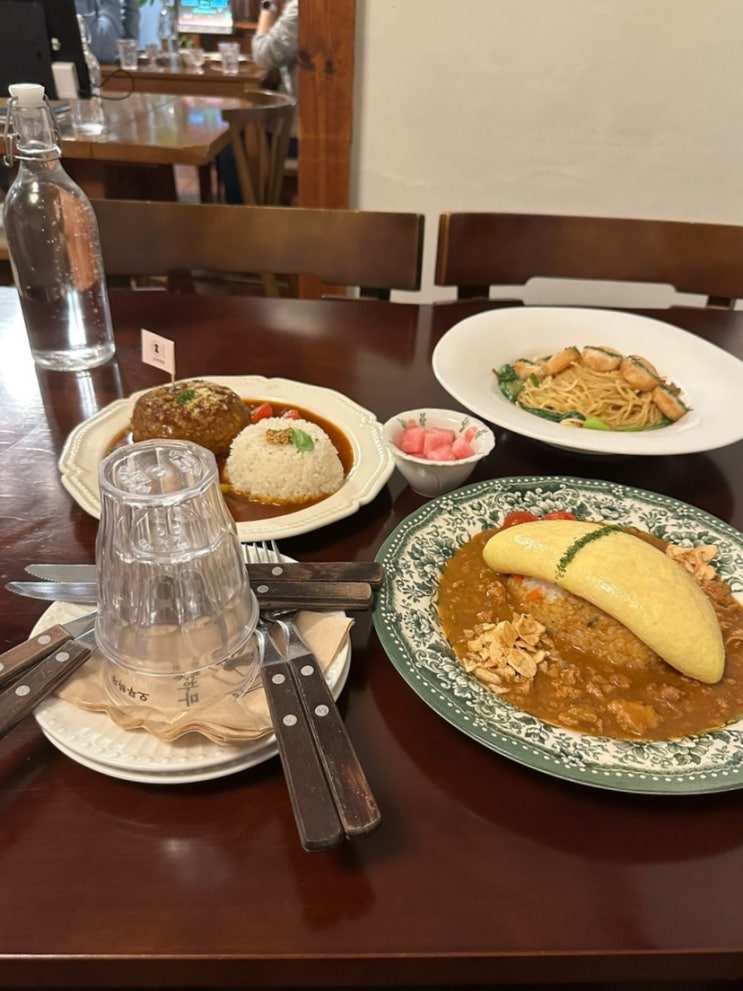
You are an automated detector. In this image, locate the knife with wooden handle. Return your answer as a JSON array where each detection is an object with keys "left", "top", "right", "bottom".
[
  {"left": 274, "top": 618, "right": 381, "bottom": 839},
  {"left": 0, "top": 611, "right": 96, "bottom": 690},
  {"left": 25, "top": 561, "right": 385, "bottom": 586},
  {"left": 0, "top": 631, "right": 94, "bottom": 738},
  {"left": 7, "top": 580, "right": 374, "bottom": 611},
  {"left": 256, "top": 627, "right": 344, "bottom": 852}
]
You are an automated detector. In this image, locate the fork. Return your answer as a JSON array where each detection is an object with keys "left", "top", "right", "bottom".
[{"left": 245, "top": 541, "right": 381, "bottom": 838}]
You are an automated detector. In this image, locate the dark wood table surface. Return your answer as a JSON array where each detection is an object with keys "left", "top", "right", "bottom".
[{"left": 2, "top": 286, "right": 743, "bottom": 990}]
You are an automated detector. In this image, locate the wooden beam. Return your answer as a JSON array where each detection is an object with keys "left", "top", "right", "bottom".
[{"left": 297, "top": 0, "right": 355, "bottom": 296}]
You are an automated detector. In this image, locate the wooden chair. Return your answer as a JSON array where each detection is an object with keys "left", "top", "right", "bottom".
[
  {"left": 435, "top": 212, "right": 743, "bottom": 308},
  {"left": 219, "top": 90, "right": 295, "bottom": 207},
  {"left": 92, "top": 198, "right": 424, "bottom": 300}
]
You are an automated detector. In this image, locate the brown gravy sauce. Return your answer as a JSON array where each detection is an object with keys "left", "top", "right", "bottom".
[
  {"left": 437, "top": 528, "right": 743, "bottom": 740},
  {"left": 112, "top": 398, "right": 353, "bottom": 523}
]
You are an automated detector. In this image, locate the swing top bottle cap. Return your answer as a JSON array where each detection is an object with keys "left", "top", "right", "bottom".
[{"left": 8, "top": 83, "right": 45, "bottom": 106}]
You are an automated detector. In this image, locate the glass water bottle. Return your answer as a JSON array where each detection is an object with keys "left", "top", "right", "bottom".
[
  {"left": 73, "top": 14, "right": 106, "bottom": 136},
  {"left": 158, "top": 0, "right": 179, "bottom": 67},
  {"left": 2, "top": 82, "right": 116, "bottom": 371}
]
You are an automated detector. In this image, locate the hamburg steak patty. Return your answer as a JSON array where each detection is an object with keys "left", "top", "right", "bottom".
[{"left": 131, "top": 379, "right": 250, "bottom": 456}]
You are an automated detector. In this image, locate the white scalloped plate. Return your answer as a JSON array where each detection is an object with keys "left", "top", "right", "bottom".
[
  {"left": 432, "top": 307, "right": 743, "bottom": 455},
  {"left": 58, "top": 375, "right": 394, "bottom": 541}
]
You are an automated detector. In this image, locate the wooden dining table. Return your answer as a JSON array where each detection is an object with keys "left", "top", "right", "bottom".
[
  {"left": 100, "top": 58, "right": 265, "bottom": 99},
  {"left": 0, "top": 92, "right": 245, "bottom": 201},
  {"left": 2, "top": 286, "right": 743, "bottom": 990}
]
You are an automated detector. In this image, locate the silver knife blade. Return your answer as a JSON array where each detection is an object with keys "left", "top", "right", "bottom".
[
  {"left": 25, "top": 561, "right": 385, "bottom": 586},
  {"left": 0, "top": 628, "right": 94, "bottom": 739},
  {"left": 7, "top": 581, "right": 97, "bottom": 603},
  {"left": 7, "top": 580, "right": 374, "bottom": 611},
  {"left": 25, "top": 564, "right": 97, "bottom": 582},
  {"left": 0, "top": 611, "right": 96, "bottom": 690}
]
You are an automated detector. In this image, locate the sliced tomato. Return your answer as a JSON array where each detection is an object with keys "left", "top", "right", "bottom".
[
  {"left": 500, "top": 510, "right": 538, "bottom": 529},
  {"left": 281, "top": 408, "right": 302, "bottom": 420},
  {"left": 250, "top": 401, "right": 274, "bottom": 423},
  {"left": 541, "top": 510, "right": 576, "bottom": 521}
]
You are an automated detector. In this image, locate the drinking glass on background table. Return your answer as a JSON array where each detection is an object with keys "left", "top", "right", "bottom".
[
  {"left": 95, "top": 440, "right": 259, "bottom": 712},
  {"left": 189, "top": 46, "right": 206, "bottom": 72},
  {"left": 218, "top": 41, "right": 240, "bottom": 74},
  {"left": 117, "top": 38, "right": 138, "bottom": 71},
  {"left": 145, "top": 42, "right": 161, "bottom": 70}
]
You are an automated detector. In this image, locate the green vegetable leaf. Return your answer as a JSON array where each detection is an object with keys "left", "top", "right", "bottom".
[
  {"left": 175, "top": 388, "right": 196, "bottom": 405},
  {"left": 582, "top": 415, "right": 611, "bottom": 431},
  {"left": 518, "top": 405, "right": 586, "bottom": 424},
  {"left": 497, "top": 364, "right": 524, "bottom": 402},
  {"left": 290, "top": 428, "right": 314, "bottom": 451}
]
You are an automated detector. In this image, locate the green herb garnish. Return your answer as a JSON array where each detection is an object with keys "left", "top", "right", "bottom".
[
  {"left": 555, "top": 524, "right": 622, "bottom": 578},
  {"left": 290, "top": 427, "right": 314, "bottom": 451},
  {"left": 175, "top": 388, "right": 196, "bottom": 405}
]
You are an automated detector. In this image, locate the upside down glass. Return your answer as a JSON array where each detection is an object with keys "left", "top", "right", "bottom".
[{"left": 95, "top": 439, "right": 259, "bottom": 711}]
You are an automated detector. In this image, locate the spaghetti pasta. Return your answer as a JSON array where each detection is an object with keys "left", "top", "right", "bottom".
[
  {"left": 496, "top": 345, "right": 689, "bottom": 431},
  {"left": 518, "top": 364, "right": 663, "bottom": 428}
]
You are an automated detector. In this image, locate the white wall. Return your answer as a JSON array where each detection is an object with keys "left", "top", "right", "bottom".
[{"left": 352, "top": 0, "right": 743, "bottom": 301}]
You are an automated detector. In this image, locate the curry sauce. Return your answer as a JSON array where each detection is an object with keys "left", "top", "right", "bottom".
[{"left": 437, "top": 528, "right": 743, "bottom": 740}]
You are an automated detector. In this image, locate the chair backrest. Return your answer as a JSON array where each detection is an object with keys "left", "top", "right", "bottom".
[
  {"left": 435, "top": 212, "right": 743, "bottom": 307},
  {"left": 220, "top": 90, "right": 295, "bottom": 206},
  {"left": 92, "top": 199, "right": 424, "bottom": 299}
]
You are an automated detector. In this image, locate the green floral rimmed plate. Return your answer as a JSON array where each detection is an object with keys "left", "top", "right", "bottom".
[{"left": 373, "top": 476, "right": 743, "bottom": 795}]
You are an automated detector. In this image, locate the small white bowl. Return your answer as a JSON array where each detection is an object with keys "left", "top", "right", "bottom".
[{"left": 382, "top": 408, "right": 495, "bottom": 498}]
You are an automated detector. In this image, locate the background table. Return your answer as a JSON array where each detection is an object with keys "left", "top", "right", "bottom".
[
  {"left": 1, "top": 288, "right": 743, "bottom": 989},
  {"left": 0, "top": 93, "right": 246, "bottom": 200},
  {"left": 101, "top": 59, "right": 265, "bottom": 99}
]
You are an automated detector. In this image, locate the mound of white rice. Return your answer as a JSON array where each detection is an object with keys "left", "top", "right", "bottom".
[{"left": 225, "top": 416, "right": 345, "bottom": 504}]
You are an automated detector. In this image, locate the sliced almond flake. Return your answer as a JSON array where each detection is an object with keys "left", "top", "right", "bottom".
[
  {"left": 665, "top": 543, "right": 718, "bottom": 582},
  {"left": 507, "top": 651, "right": 538, "bottom": 678},
  {"left": 461, "top": 612, "right": 550, "bottom": 686}
]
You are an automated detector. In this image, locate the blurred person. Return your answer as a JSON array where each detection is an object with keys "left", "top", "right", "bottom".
[
  {"left": 252, "top": 0, "right": 298, "bottom": 102},
  {"left": 74, "top": 0, "right": 140, "bottom": 64},
  {"left": 218, "top": 0, "right": 298, "bottom": 203}
]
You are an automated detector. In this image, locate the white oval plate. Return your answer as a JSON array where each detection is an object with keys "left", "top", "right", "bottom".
[
  {"left": 58, "top": 375, "right": 393, "bottom": 541},
  {"left": 373, "top": 475, "right": 743, "bottom": 795},
  {"left": 432, "top": 307, "right": 743, "bottom": 455}
]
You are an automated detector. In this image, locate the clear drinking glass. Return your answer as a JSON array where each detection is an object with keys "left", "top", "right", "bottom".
[
  {"left": 217, "top": 41, "right": 240, "bottom": 74},
  {"left": 117, "top": 38, "right": 138, "bottom": 71},
  {"left": 189, "top": 47, "right": 206, "bottom": 73},
  {"left": 145, "top": 42, "right": 161, "bottom": 70},
  {"left": 95, "top": 439, "right": 259, "bottom": 711}
]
